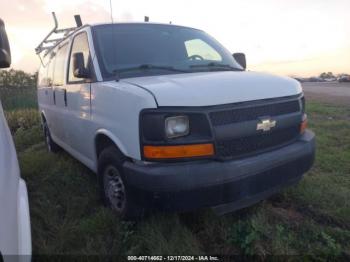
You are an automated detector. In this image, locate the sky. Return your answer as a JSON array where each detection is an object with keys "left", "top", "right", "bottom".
[{"left": 0, "top": 0, "right": 349, "bottom": 77}]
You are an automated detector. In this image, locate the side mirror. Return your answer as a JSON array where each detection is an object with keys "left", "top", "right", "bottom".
[
  {"left": 73, "top": 52, "right": 89, "bottom": 78},
  {"left": 0, "top": 18, "right": 11, "bottom": 68},
  {"left": 233, "top": 53, "right": 246, "bottom": 70}
]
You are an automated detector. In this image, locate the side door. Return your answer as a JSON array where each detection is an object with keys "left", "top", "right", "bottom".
[
  {"left": 42, "top": 54, "right": 58, "bottom": 138},
  {"left": 65, "top": 31, "right": 94, "bottom": 160},
  {"left": 51, "top": 43, "right": 69, "bottom": 144}
]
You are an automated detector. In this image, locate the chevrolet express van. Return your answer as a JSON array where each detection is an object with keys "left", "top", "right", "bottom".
[{"left": 36, "top": 21, "right": 315, "bottom": 219}]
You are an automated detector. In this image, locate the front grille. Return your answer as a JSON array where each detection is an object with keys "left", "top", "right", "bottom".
[
  {"left": 216, "top": 126, "right": 300, "bottom": 159},
  {"left": 210, "top": 96, "right": 302, "bottom": 159},
  {"left": 210, "top": 99, "right": 300, "bottom": 126}
]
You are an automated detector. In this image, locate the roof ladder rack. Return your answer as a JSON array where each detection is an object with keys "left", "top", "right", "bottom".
[{"left": 35, "top": 12, "right": 82, "bottom": 65}]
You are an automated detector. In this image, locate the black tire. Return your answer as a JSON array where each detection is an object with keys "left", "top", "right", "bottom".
[
  {"left": 43, "top": 122, "right": 60, "bottom": 153},
  {"left": 98, "top": 146, "right": 144, "bottom": 220}
]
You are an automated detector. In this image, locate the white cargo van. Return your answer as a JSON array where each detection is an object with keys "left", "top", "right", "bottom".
[
  {"left": 36, "top": 16, "right": 315, "bottom": 219},
  {"left": 0, "top": 18, "right": 32, "bottom": 259}
]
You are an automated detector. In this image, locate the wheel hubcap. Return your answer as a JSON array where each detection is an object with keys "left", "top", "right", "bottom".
[{"left": 104, "top": 166, "right": 126, "bottom": 212}]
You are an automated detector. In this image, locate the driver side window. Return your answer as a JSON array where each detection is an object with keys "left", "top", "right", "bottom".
[
  {"left": 185, "top": 39, "right": 222, "bottom": 61},
  {"left": 68, "top": 32, "right": 90, "bottom": 83}
]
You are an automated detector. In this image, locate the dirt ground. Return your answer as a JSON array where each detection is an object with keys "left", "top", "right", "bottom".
[{"left": 302, "top": 82, "right": 350, "bottom": 106}]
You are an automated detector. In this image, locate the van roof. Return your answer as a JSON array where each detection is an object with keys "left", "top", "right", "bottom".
[
  {"left": 38, "top": 22, "right": 201, "bottom": 64},
  {"left": 89, "top": 22, "right": 199, "bottom": 31}
]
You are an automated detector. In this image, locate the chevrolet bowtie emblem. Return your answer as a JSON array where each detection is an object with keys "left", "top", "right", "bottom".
[{"left": 257, "top": 118, "right": 276, "bottom": 132}]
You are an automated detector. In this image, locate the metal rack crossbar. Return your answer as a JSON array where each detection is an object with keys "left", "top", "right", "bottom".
[{"left": 35, "top": 12, "right": 82, "bottom": 65}]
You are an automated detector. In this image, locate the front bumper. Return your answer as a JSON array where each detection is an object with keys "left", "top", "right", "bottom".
[
  {"left": 17, "top": 179, "right": 32, "bottom": 257},
  {"left": 123, "top": 130, "right": 315, "bottom": 213}
]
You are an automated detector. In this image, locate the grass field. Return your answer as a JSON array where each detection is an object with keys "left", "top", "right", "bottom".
[
  {"left": 3, "top": 97, "right": 350, "bottom": 259},
  {"left": 0, "top": 86, "right": 37, "bottom": 110}
]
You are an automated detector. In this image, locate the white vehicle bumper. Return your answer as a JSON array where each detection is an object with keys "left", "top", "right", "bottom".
[{"left": 17, "top": 179, "right": 32, "bottom": 257}]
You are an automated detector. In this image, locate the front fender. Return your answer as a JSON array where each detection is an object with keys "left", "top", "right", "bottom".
[{"left": 95, "top": 128, "right": 129, "bottom": 158}]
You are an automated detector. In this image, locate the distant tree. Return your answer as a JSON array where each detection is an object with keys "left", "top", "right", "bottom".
[
  {"left": 320, "top": 72, "right": 327, "bottom": 79},
  {"left": 0, "top": 69, "right": 37, "bottom": 88},
  {"left": 319, "top": 72, "right": 335, "bottom": 79}
]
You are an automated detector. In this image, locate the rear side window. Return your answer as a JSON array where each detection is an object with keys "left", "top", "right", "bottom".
[
  {"left": 68, "top": 32, "right": 90, "bottom": 83},
  {"left": 53, "top": 44, "right": 68, "bottom": 86},
  {"left": 47, "top": 55, "right": 55, "bottom": 86},
  {"left": 38, "top": 53, "right": 55, "bottom": 87},
  {"left": 38, "top": 65, "right": 48, "bottom": 87}
]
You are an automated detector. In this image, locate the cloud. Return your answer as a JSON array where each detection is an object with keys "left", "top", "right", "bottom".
[
  {"left": 52, "top": 1, "right": 111, "bottom": 28},
  {"left": 2, "top": 0, "right": 350, "bottom": 75},
  {"left": 118, "top": 11, "right": 134, "bottom": 22},
  {"left": 251, "top": 47, "right": 350, "bottom": 77},
  {"left": 0, "top": 0, "right": 110, "bottom": 27},
  {"left": 1, "top": 0, "right": 49, "bottom": 27},
  {"left": 1, "top": 0, "right": 111, "bottom": 72}
]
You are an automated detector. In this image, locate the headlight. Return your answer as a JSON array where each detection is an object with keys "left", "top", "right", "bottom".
[
  {"left": 140, "top": 110, "right": 213, "bottom": 160},
  {"left": 165, "top": 116, "right": 189, "bottom": 138}
]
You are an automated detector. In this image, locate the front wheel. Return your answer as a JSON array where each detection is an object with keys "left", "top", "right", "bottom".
[{"left": 98, "top": 146, "right": 144, "bottom": 220}]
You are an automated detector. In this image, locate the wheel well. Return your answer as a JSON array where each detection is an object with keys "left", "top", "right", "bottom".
[
  {"left": 41, "top": 113, "right": 46, "bottom": 123},
  {"left": 95, "top": 134, "right": 118, "bottom": 159}
]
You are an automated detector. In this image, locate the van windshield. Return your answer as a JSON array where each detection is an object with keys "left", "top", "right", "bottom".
[{"left": 92, "top": 24, "right": 243, "bottom": 80}]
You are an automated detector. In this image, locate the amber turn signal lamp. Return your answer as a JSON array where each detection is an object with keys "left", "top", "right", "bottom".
[
  {"left": 144, "top": 143, "right": 214, "bottom": 159},
  {"left": 300, "top": 114, "right": 308, "bottom": 134}
]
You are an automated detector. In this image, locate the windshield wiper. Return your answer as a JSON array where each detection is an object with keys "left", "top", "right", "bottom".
[
  {"left": 113, "top": 64, "right": 189, "bottom": 80},
  {"left": 190, "top": 62, "right": 243, "bottom": 71}
]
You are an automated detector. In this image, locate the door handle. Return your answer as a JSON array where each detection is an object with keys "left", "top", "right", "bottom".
[{"left": 64, "top": 89, "right": 67, "bottom": 107}]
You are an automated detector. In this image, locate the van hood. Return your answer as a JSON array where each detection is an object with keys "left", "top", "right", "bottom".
[{"left": 123, "top": 71, "right": 302, "bottom": 107}]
